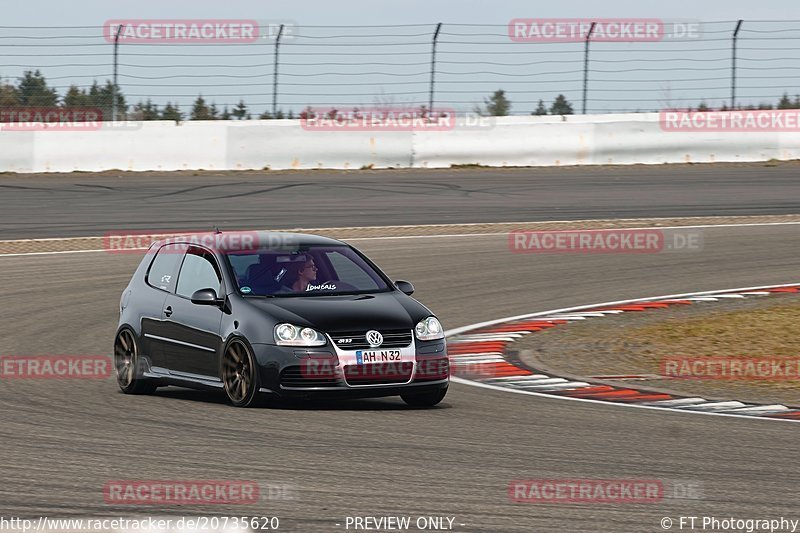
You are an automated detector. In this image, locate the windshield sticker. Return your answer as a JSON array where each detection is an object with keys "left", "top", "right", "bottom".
[
  {"left": 240, "top": 286, "right": 252, "bottom": 294},
  {"left": 306, "top": 283, "right": 336, "bottom": 291}
]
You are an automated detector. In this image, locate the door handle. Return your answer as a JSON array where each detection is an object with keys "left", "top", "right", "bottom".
[{"left": 164, "top": 306, "right": 173, "bottom": 317}]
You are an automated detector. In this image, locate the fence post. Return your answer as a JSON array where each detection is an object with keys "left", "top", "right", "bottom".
[
  {"left": 428, "top": 23, "right": 443, "bottom": 113},
  {"left": 582, "top": 22, "right": 596, "bottom": 115},
  {"left": 273, "top": 24, "right": 285, "bottom": 117},
  {"left": 731, "top": 19, "right": 743, "bottom": 109},
  {"left": 112, "top": 24, "right": 124, "bottom": 121}
]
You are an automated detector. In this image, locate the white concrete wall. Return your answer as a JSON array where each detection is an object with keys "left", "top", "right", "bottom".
[{"left": 1, "top": 113, "right": 798, "bottom": 173}]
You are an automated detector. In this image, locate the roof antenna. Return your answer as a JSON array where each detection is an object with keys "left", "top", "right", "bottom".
[{"left": 213, "top": 226, "right": 222, "bottom": 234}]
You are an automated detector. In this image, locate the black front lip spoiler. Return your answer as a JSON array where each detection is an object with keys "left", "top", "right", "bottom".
[{"left": 268, "top": 379, "right": 448, "bottom": 399}]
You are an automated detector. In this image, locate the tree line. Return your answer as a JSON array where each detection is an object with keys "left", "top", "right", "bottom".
[
  {"left": 478, "top": 89, "right": 800, "bottom": 116},
  {"left": 477, "top": 90, "right": 575, "bottom": 116},
  {"left": 0, "top": 70, "right": 259, "bottom": 121},
  {"left": 1, "top": 71, "right": 799, "bottom": 121}
]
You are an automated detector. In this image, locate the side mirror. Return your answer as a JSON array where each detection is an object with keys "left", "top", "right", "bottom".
[
  {"left": 191, "top": 288, "right": 222, "bottom": 306},
  {"left": 394, "top": 280, "right": 415, "bottom": 296}
]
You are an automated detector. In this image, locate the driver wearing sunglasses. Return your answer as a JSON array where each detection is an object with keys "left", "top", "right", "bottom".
[{"left": 290, "top": 257, "right": 318, "bottom": 292}]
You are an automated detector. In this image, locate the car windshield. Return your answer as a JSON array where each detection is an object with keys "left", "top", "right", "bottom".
[{"left": 226, "top": 244, "right": 392, "bottom": 297}]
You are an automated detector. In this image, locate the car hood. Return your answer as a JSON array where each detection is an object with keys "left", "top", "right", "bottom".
[{"left": 244, "top": 291, "right": 431, "bottom": 332}]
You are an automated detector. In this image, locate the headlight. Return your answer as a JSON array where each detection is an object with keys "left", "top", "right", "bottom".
[
  {"left": 415, "top": 316, "right": 444, "bottom": 341},
  {"left": 274, "top": 323, "right": 326, "bottom": 346}
]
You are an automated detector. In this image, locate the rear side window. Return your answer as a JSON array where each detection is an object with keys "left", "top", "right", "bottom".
[
  {"left": 176, "top": 247, "right": 222, "bottom": 298},
  {"left": 146, "top": 244, "right": 185, "bottom": 292}
]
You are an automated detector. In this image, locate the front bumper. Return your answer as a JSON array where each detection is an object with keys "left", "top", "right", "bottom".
[{"left": 252, "top": 337, "right": 448, "bottom": 397}]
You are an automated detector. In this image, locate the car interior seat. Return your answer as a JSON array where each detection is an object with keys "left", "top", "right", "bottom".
[{"left": 243, "top": 254, "right": 281, "bottom": 293}]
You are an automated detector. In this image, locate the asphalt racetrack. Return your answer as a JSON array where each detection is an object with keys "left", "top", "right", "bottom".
[
  {"left": 1, "top": 163, "right": 799, "bottom": 239},
  {"left": 0, "top": 166, "right": 799, "bottom": 532}
]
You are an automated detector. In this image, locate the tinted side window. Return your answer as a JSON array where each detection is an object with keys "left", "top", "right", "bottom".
[
  {"left": 176, "top": 247, "right": 222, "bottom": 298},
  {"left": 146, "top": 244, "right": 185, "bottom": 292}
]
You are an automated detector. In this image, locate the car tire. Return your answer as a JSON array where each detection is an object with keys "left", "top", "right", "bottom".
[
  {"left": 400, "top": 386, "right": 448, "bottom": 407},
  {"left": 114, "top": 328, "right": 157, "bottom": 395},
  {"left": 221, "top": 338, "right": 262, "bottom": 408}
]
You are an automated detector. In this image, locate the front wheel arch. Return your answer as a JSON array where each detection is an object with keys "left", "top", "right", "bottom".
[
  {"left": 113, "top": 326, "right": 156, "bottom": 395},
  {"left": 220, "top": 336, "right": 262, "bottom": 407}
]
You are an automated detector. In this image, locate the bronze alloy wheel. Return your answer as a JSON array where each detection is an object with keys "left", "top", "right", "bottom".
[
  {"left": 222, "top": 339, "right": 260, "bottom": 407},
  {"left": 113, "top": 329, "right": 156, "bottom": 394}
]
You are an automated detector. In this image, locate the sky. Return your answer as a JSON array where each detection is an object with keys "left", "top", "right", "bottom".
[
  {"left": 7, "top": 0, "right": 798, "bottom": 26},
  {"left": 3, "top": 0, "right": 800, "bottom": 116}
]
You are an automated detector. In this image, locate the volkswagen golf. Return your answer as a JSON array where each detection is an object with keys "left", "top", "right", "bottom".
[{"left": 114, "top": 231, "right": 449, "bottom": 407}]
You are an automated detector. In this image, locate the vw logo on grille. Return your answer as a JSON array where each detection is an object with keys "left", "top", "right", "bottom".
[{"left": 365, "top": 330, "right": 384, "bottom": 347}]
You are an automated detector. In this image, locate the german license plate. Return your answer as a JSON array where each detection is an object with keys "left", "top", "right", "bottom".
[{"left": 356, "top": 350, "right": 401, "bottom": 364}]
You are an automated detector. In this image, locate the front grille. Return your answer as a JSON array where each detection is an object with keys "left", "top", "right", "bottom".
[
  {"left": 279, "top": 366, "right": 340, "bottom": 388},
  {"left": 329, "top": 329, "right": 413, "bottom": 350},
  {"left": 344, "top": 362, "right": 413, "bottom": 386}
]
